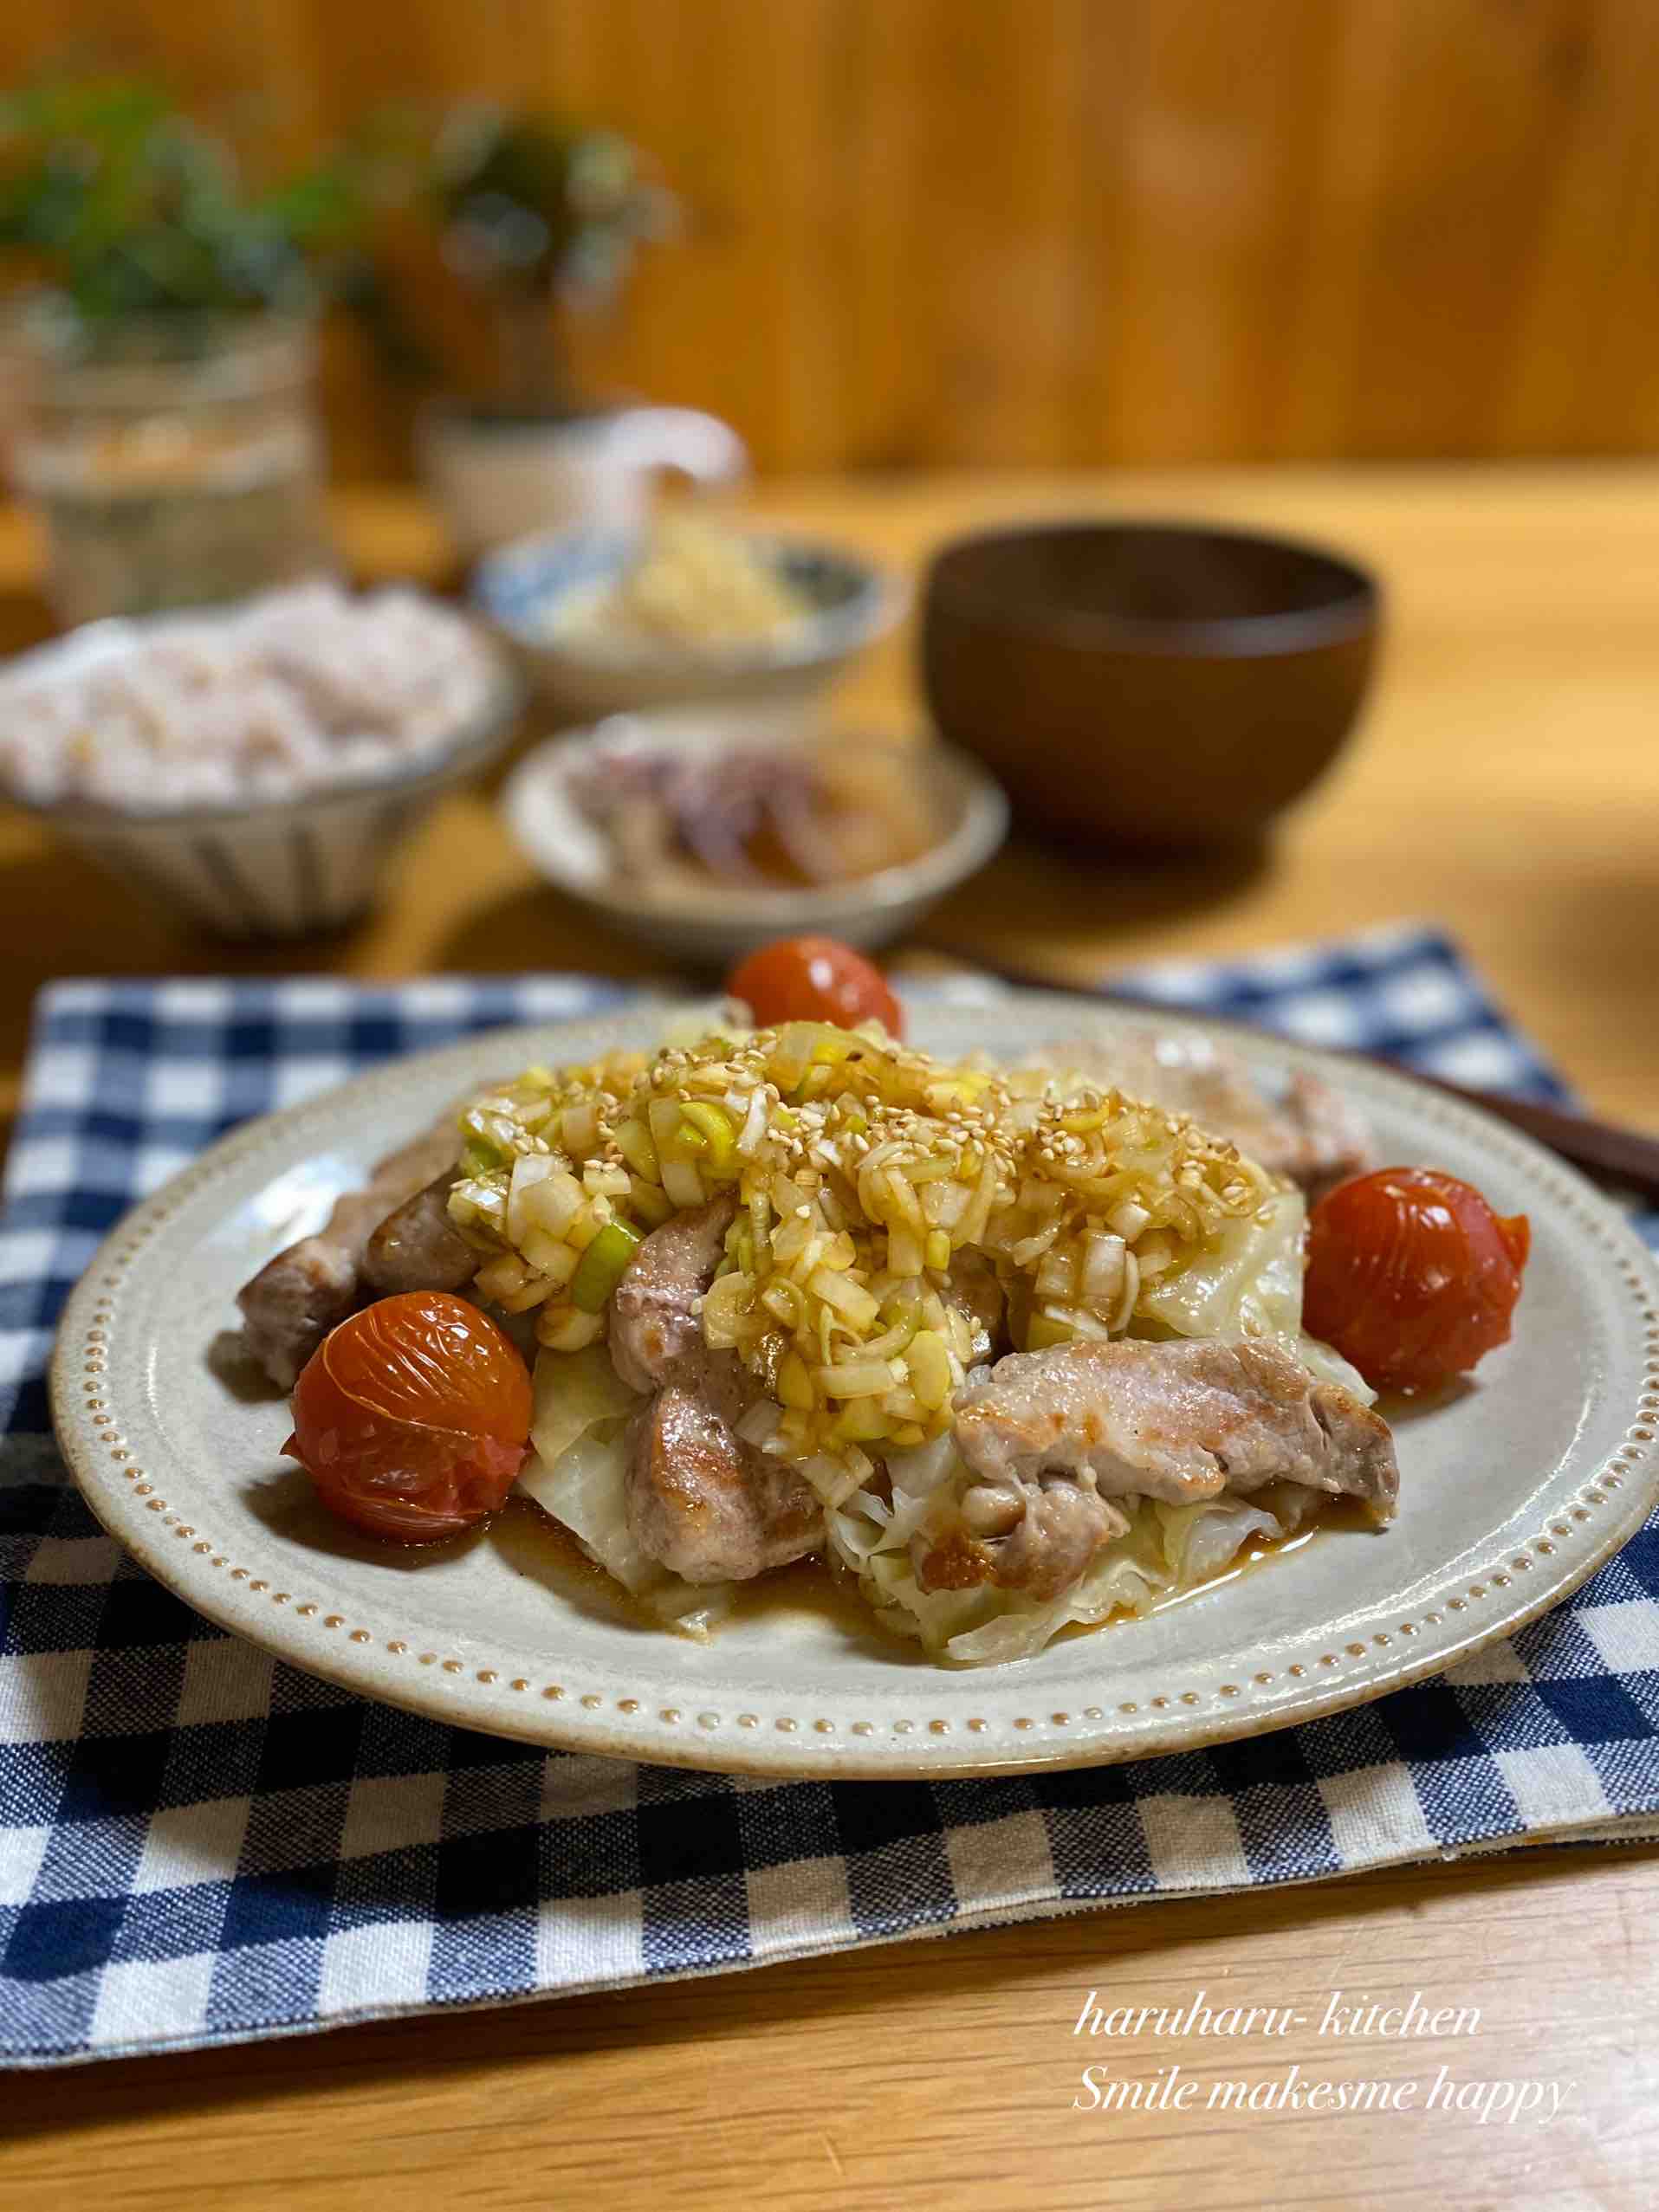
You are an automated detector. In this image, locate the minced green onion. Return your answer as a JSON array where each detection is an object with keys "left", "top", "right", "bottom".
[
  {"left": 681, "top": 1100, "right": 736, "bottom": 1174},
  {"left": 569, "top": 1219, "right": 643, "bottom": 1312}
]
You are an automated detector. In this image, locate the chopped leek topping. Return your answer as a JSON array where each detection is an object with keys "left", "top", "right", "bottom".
[
  {"left": 569, "top": 1219, "right": 643, "bottom": 1312},
  {"left": 681, "top": 1099, "right": 737, "bottom": 1175}
]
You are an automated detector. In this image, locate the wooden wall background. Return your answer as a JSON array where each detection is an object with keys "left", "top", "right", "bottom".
[{"left": 8, "top": 0, "right": 1659, "bottom": 478}]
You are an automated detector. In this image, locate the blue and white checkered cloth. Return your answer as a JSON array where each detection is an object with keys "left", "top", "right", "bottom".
[{"left": 3, "top": 924, "right": 1657, "bottom": 2067}]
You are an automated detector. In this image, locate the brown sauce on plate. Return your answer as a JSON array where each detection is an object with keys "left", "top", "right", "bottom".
[
  {"left": 1144, "top": 1517, "right": 1324, "bottom": 1617},
  {"left": 492, "top": 1492, "right": 1377, "bottom": 1653}
]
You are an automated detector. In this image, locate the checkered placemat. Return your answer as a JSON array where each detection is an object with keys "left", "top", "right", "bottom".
[{"left": 3, "top": 925, "right": 1657, "bottom": 2068}]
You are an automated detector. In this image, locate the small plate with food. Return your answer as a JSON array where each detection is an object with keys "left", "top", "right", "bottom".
[
  {"left": 504, "top": 707, "right": 1008, "bottom": 962},
  {"left": 476, "top": 516, "right": 905, "bottom": 716},
  {"left": 52, "top": 941, "right": 1659, "bottom": 1777}
]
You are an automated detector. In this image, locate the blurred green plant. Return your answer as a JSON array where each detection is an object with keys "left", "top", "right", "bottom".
[
  {"left": 365, "top": 100, "right": 679, "bottom": 414},
  {"left": 0, "top": 72, "right": 372, "bottom": 339},
  {"left": 0, "top": 74, "right": 677, "bottom": 407}
]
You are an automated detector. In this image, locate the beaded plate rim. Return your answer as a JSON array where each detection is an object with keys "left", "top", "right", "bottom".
[{"left": 51, "top": 989, "right": 1659, "bottom": 1780}]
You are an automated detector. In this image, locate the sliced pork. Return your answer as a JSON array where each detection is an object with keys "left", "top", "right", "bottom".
[
  {"left": 943, "top": 1247, "right": 1008, "bottom": 1363},
  {"left": 609, "top": 1194, "right": 824, "bottom": 1579},
  {"left": 1276, "top": 1070, "right": 1376, "bottom": 1206},
  {"left": 609, "top": 1195, "right": 736, "bottom": 1394},
  {"left": 237, "top": 1120, "right": 459, "bottom": 1387},
  {"left": 914, "top": 1474, "right": 1128, "bottom": 1602},
  {"left": 952, "top": 1336, "right": 1397, "bottom": 1519},
  {"left": 362, "top": 1171, "right": 475, "bottom": 1297},
  {"left": 628, "top": 1387, "right": 821, "bottom": 1582},
  {"left": 914, "top": 1335, "right": 1395, "bottom": 1603}
]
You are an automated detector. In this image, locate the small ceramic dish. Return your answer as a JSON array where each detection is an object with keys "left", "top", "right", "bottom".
[
  {"left": 473, "top": 524, "right": 905, "bottom": 715},
  {"left": 502, "top": 705, "right": 1009, "bottom": 966},
  {"left": 3, "top": 613, "right": 523, "bottom": 940}
]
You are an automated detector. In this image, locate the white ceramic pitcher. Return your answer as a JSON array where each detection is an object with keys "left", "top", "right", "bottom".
[{"left": 418, "top": 403, "right": 748, "bottom": 558}]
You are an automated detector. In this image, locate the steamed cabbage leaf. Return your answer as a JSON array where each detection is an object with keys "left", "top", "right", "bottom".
[
  {"left": 517, "top": 1346, "right": 734, "bottom": 1631},
  {"left": 517, "top": 1417, "right": 660, "bottom": 1592},
  {"left": 529, "top": 1342, "right": 642, "bottom": 1470},
  {"left": 1137, "top": 1185, "right": 1374, "bottom": 1404},
  {"left": 1138, "top": 1185, "right": 1304, "bottom": 1342}
]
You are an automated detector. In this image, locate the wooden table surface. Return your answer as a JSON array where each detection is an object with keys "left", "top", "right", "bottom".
[{"left": 3, "top": 465, "right": 1658, "bottom": 2209}]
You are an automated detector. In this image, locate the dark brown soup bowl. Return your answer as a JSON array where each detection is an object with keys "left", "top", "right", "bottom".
[{"left": 920, "top": 521, "right": 1380, "bottom": 854}]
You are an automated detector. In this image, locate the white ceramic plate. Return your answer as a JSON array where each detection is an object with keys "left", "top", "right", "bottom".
[{"left": 53, "top": 993, "right": 1659, "bottom": 1780}]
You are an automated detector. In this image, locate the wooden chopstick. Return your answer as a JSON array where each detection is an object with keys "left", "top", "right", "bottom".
[
  {"left": 1369, "top": 1075, "right": 1659, "bottom": 1201},
  {"left": 910, "top": 948, "right": 1659, "bottom": 1206}
]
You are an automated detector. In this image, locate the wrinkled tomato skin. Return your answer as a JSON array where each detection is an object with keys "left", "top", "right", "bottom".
[
  {"left": 285, "top": 1292, "right": 533, "bottom": 1545},
  {"left": 1303, "top": 1168, "right": 1530, "bottom": 1393},
  {"left": 726, "top": 935, "right": 903, "bottom": 1037}
]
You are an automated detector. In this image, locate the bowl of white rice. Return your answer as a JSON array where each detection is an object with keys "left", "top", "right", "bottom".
[{"left": 0, "top": 581, "right": 523, "bottom": 937}]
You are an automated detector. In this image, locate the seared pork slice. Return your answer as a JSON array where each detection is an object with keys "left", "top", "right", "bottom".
[
  {"left": 953, "top": 1337, "right": 1397, "bottom": 1521},
  {"left": 1040, "top": 1032, "right": 1374, "bottom": 1200},
  {"left": 363, "top": 1170, "right": 475, "bottom": 1297},
  {"left": 608, "top": 1194, "right": 826, "bottom": 1578},
  {"left": 915, "top": 1475, "right": 1129, "bottom": 1602},
  {"left": 943, "top": 1248, "right": 1007, "bottom": 1363},
  {"left": 237, "top": 1121, "right": 458, "bottom": 1387},
  {"left": 609, "top": 1194, "right": 737, "bottom": 1394},
  {"left": 1277, "top": 1071, "right": 1375, "bottom": 1206},
  {"left": 627, "top": 1386, "right": 821, "bottom": 1582}
]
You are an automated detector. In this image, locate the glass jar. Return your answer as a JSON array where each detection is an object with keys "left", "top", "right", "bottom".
[{"left": 1, "top": 304, "right": 333, "bottom": 626}]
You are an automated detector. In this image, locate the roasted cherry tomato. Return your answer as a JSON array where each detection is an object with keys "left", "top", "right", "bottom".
[
  {"left": 285, "top": 1292, "right": 533, "bottom": 1545},
  {"left": 726, "top": 935, "right": 902, "bottom": 1037},
  {"left": 1303, "top": 1167, "right": 1530, "bottom": 1393}
]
